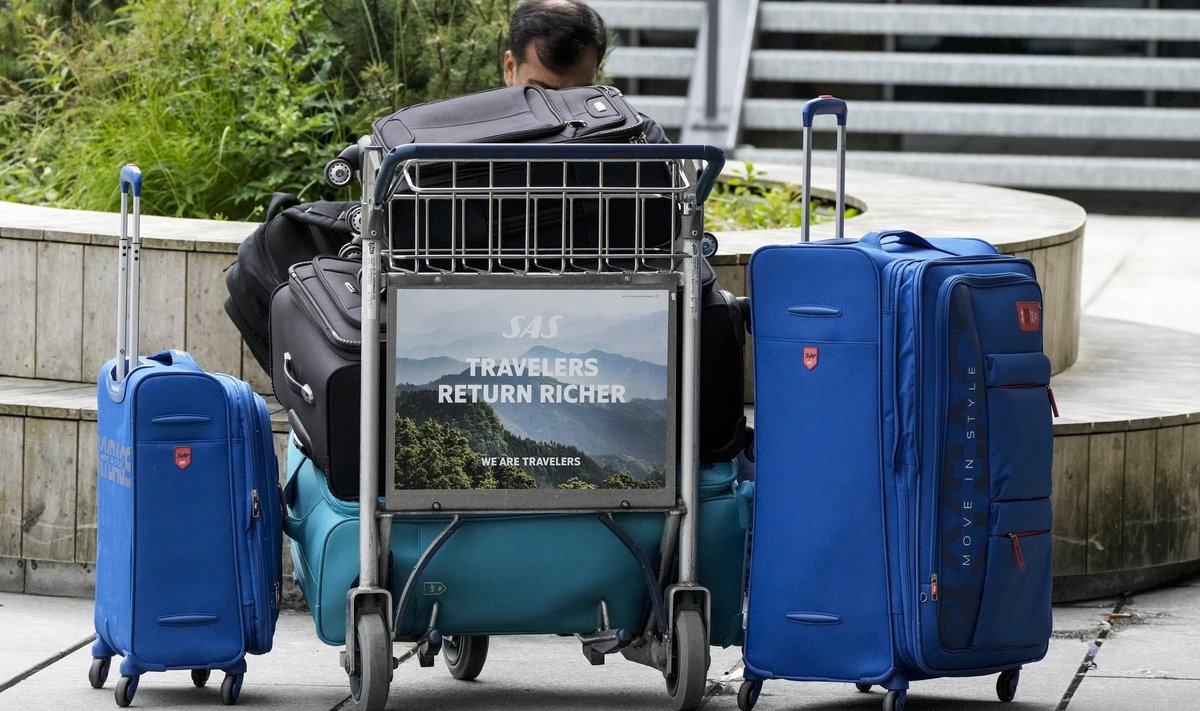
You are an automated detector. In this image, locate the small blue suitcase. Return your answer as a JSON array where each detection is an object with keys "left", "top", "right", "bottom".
[
  {"left": 89, "top": 165, "right": 283, "bottom": 707},
  {"left": 739, "top": 99, "right": 1054, "bottom": 711}
]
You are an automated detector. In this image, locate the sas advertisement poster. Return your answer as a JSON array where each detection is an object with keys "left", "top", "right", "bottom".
[{"left": 391, "top": 287, "right": 673, "bottom": 493}]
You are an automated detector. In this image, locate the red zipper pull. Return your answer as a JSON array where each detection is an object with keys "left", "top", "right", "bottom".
[
  {"left": 1007, "top": 533, "right": 1027, "bottom": 570},
  {"left": 1047, "top": 387, "right": 1060, "bottom": 417}
]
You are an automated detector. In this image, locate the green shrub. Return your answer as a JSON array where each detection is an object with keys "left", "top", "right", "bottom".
[
  {"left": 705, "top": 161, "right": 857, "bottom": 231},
  {"left": 0, "top": 0, "right": 512, "bottom": 219}
]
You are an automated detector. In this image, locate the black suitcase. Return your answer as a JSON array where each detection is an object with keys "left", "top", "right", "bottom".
[
  {"left": 224, "top": 195, "right": 356, "bottom": 376},
  {"left": 270, "top": 256, "right": 387, "bottom": 499}
]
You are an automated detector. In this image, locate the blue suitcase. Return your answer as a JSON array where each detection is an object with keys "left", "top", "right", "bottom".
[
  {"left": 283, "top": 436, "right": 753, "bottom": 650},
  {"left": 739, "top": 99, "right": 1055, "bottom": 711},
  {"left": 89, "top": 166, "right": 283, "bottom": 707}
]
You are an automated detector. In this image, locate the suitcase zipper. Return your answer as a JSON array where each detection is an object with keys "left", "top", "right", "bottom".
[{"left": 1005, "top": 530, "right": 1050, "bottom": 570}]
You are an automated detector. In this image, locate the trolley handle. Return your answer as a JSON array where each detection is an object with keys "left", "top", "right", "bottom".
[{"left": 372, "top": 143, "right": 725, "bottom": 204}]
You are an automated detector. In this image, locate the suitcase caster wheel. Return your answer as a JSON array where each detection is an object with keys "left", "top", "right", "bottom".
[
  {"left": 737, "top": 680, "right": 761, "bottom": 711},
  {"left": 997, "top": 669, "right": 1020, "bottom": 702},
  {"left": 220, "top": 673, "right": 242, "bottom": 705},
  {"left": 856, "top": 682, "right": 873, "bottom": 693},
  {"left": 883, "top": 689, "right": 906, "bottom": 711},
  {"left": 115, "top": 675, "right": 138, "bottom": 707},
  {"left": 191, "top": 669, "right": 211, "bottom": 687},
  {"left": 324, "top": 158, "right": 354, "bottom": 188},
  {"left": 444, "top": 635, "right": 489, "bottom": 681},
  {"left": 88, "top": 657, "right": 110, "bottom": 689}
]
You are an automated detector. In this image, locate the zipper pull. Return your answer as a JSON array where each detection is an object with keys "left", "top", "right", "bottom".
[
  {"left": 930, "top": 573, "right": 939, "bottom": 601},
  {"left": 252, "top": 489, "right": 262, "bottom": 519},
  {"left": 1047, "top": 387, "right": 1060, "bottom": 417},
  {"left": 1007, "top": 533, "right": 1027, "bottom": 570}
]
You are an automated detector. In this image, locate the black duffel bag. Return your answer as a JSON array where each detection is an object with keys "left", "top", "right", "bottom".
[{"left": 224, "top": 195, "right": 356, "bottom": 376}]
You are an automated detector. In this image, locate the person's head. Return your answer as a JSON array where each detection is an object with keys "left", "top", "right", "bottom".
[{"left": 504, "top": 0, "right": 607, "bottom": 89}]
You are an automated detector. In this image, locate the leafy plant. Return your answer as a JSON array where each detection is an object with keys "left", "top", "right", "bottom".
[
  {"left": 705, "top": 161, "right": 858, "bottom": 231},
  {"left": 0, "top": 0, "right": 514, "bottom": 219}
]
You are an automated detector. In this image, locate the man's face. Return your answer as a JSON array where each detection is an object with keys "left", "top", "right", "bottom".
[{"left": 503, "top": 43, "right": 599, "bottom": 89}]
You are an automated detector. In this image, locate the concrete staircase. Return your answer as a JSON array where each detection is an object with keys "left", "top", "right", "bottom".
[{"left": 595, "top": 0, "right": 1200, "bottom": 196}]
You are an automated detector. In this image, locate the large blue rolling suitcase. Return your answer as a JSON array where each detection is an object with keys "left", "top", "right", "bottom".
[
  {"left": 90, "top": 165, "right": 283, "bottom": 707},
  {"left": 739, "top": 99, "right": 1055, "bottom": 711},
  {"left": 282, "top": 436, "right": 753, "bottom": 649}
]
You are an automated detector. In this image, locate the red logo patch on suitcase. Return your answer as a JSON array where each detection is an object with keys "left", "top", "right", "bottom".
[
  {"left": 1016, "top": 301, "right": 1042, "bottom": 332},
  {"left": 174, "top": 446, "right": 192, "bottom": 470},
  {"left": 803, "top": 347, "right": 819, "bottom": 370}
]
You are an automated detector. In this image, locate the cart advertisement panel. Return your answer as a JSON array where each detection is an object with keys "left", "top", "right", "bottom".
[{"left": 386, "top": 276, "right": 678, "bottom": 511}]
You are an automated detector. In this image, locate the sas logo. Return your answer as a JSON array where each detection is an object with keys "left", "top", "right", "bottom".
[
  {"left": 503, "top": 315, "right": 564, "bottom": 339},
  {"left": 803, "top": 347, "right": 819, "bottom": 370},
  {"left": 1016, "top": 301, "right": 1042, "bottom": 333},
  {"left": 174, "top": 446, "right": 192, "bottom": 470}
]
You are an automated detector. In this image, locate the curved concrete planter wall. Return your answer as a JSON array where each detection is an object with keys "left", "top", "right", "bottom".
[{"left": 1, "top": 166, "right": 1194, "bottom": 603}]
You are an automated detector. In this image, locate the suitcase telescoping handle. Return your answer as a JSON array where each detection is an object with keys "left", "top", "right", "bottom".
[
  {"left": 800, "top": 95, "right": 847, "bottom": 242},
  {"left": 116, "top": 163, "right": 143, "bottom": 381},
  {"left": 371, "top": 142, "right": 726, "bottom": 204}
]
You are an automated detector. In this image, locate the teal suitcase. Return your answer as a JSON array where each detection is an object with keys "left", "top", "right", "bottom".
[{"left": 283, "top": 437, "right": 751, "bottom": 647}]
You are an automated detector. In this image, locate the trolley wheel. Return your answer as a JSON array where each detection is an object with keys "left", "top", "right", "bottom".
[
  {"left": 883, "top": 689, "right": 906, "bottom": 711},
  {"left": 665, "top": 608, "right": 708, "bottom": 711},
  {"left": 737, "top": 680, "right": 761, "bottom": 711},
  {"left": 443, "top": 635, "right": 489, "bottom": 681},
  {"left": 856, "top": 682, "right": 873, "bottom": 693},
  {"left": 115, "top": 675, "right": 138, "bottom": 708},
  {"left": 191, "top": 668, "right": 211, "bottom": 687},
  {"left": 88, "top": 656, "right": 110, "bottom": 689},
  {"left": 348, "top": 612, "right": 391, "bottom": 711},
  {"left": 997, "top": 669, "right": 1020, "bottom": 702},
  {"left": 220, "top": 672, "right": 242, "bottom": 705}
]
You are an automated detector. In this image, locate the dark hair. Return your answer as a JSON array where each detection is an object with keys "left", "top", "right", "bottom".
[{"left": 508, "top": 0, "right": 608, "bottom": 75}]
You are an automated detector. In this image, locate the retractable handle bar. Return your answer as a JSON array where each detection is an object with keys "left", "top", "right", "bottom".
[
  {"left": 800, "top": 95, "right": 848, "bottom": 242},
  {"left": 116, "top": 163, "right": 143, "bottom": 380}
]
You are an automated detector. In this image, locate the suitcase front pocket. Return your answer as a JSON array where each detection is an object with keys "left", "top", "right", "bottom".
[
  {"left": 971, "top": 498, "right": 1052, "bottom": 651},
  {"left": 985, "top": 352, "right": 1054, "bottom": 502}
]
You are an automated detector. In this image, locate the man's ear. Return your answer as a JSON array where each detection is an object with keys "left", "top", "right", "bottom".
[{"left": 503, "top": 50, "right": 518, "bottom": 86}]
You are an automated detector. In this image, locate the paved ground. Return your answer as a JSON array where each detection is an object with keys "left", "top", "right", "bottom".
[
  {"left": 2, "top": 214, "right": 1197, "bottom": 710},
  {"left": 2, "top": 577, "right": 1199, "bottom": 710}
]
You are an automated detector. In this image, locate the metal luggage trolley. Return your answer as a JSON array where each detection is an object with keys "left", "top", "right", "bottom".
[{"left": 345, "top": 142, "right": 725, "bottom": 711}]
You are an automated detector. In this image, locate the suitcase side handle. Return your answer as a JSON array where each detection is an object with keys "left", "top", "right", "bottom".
[
  {"left": 860, "top": 229, "right": 945, "bottom": 253},
  {"left": 282, "top": 352, "right": 315, "bottom": 404}
]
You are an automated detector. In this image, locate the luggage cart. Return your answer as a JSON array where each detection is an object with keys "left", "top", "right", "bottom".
[{"left": 340, "top": 142, "right": 724, "bottom": 711}]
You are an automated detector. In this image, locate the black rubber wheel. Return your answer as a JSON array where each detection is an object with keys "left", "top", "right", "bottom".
[
  {"left": 191, "top": 668, "right": 211, "bottom": 687},
  {"left": 115, "top": 675, "right": 137, "bottom": 708},
  {"left": 883, "top": 689, "right": 906, "bottom": 711},
  {"left": 220, "top": 673, "right": 241, "bottom": 706},
  {"left": 88, "top": 657, "right": 110, "bottom": 689},
  {"left": 997, "top": 669, "right": 1020, "bottom": 703},
  {"left": 737, "top": 680, "right": 761, "bottom": 711},
  {"left": 443, "top": 635, "right": 489, "bottom": 681},
  {"left": 856, "top": 682, "right": 873, "bottom": 693},
  {"left": 348, "top": 613, "right": 391, "bottom": 711},
  {"left": 665, "top": 608, "right": 709, "bottom": 711}
]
